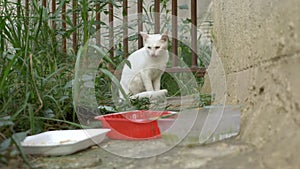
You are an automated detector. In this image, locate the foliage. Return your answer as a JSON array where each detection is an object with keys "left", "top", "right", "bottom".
[
  {"left": 0, "top": 116, "right": 31, "bottom": 168},
  {"left": 0, "top": 0, "right": 119, "bottom": 166}
]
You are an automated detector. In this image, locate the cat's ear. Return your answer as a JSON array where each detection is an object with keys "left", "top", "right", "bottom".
[
  {"left": 140, "top": 32, "right": 149, "bottom": 39},
  {"left": 161, "top": 31, "right": 168, "bottom": 42}
]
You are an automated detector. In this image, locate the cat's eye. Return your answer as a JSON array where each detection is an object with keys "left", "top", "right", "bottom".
[
  {"left": 155, "top": 46, "right": 160, "bottom": 49},
  {"left": 147, "top": 46, "right": 151, "bottom": 49}
]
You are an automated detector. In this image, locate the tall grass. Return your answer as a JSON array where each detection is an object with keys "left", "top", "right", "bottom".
[
  {"left": 0, "top": 0, "right": 117, "bottom": 166},
  {"left": 1, "top": 0, "right": 72, "bottom": 134}
]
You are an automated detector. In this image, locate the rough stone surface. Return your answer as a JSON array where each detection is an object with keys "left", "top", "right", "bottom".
[
  {"left": 211, "top": 0, "right": 300, "bottom": 168},
  {"left": 28, "top": 140, "right": 250, "bottom": 169}
]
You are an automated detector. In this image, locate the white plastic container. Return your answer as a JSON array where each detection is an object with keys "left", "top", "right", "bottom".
[
  {"left": 21, "top": 129, "right": 110, "bottom": 156},
  {"left": 158, "top": 105, "right": 240, "bottom": 145}
]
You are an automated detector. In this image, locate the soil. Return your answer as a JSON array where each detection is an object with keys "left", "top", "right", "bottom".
[{"left": 27, "top": 139, "right": 254, "bottom": 169}]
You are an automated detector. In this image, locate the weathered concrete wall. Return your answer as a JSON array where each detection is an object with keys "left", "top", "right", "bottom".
[{"left": 213, "top": 0, "right": 300, "bottom": 168}]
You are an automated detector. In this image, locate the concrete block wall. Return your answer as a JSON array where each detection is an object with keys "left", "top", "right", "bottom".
[{"left": 212, "top": 0, "right": 300, "bottom": 168}]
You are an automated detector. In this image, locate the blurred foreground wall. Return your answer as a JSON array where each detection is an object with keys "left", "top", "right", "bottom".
[{"left": 212, "top": 0, "right": 300, "bottom": 168}]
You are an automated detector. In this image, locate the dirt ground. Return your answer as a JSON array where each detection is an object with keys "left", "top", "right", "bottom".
[
  {"left": 6, "top": 134, "right": 298, "bottom": 169},
  {"left": 27, "top": 139, "right": 255, "bottom": 169}
]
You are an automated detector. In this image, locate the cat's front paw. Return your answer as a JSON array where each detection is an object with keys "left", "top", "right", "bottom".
[{"left": 160, "top": 89, "right": 168, "bottom": 94}]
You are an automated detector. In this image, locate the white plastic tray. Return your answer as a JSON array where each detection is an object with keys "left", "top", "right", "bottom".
[{"left": 21, "top": 129, "right": 110, "bottom": 156}]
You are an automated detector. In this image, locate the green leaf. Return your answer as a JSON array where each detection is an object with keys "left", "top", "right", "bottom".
[
  {"left": 35, "top": 117, "right": 85, "bottom": 128},
  {"left": 43, "top": 109, "right": 55, "bottom": 118},
  {"left": 89, "top": 44, "right": 113, "bottom": 65},
  {"left": 179, "top": 4, "right": 189, "bottom": 10},
  {"left": 0, "top": 138, "right": 11, "bottom": 152},
  {"left": 0, "top": 116, "right": 14, "bottom": 127},
  {"left": 59, "top": 96, "right": 70, "bottom": 102},
  {"left": 11, "top": 132, "right": 27, "bottom": 144},
  {"left": 183, "top": 18, "right": 192, "bottom": 24},
  {"left": 99, "top": 68, "right": 129, "bottom": 102},
  {"left": 0, "top": 54, "right": 18, "bottom": 90},
  {"left": 128, "top": 34, "right": 138, "bottom": 41},
  {"left": 124, "top": 59, "right": 131, "bottom": 69},
  {"left": 11, "top": 131, "right": 32, "bottom": 168}
]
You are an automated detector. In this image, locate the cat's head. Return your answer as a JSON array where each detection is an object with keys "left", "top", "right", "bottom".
[{"left": 140, "top": 32, "right": 168, "bottom": 58}]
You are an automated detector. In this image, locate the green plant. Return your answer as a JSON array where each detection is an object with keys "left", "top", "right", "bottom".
[
  {"left": 0, "top": 116, "right": 31, "bottom": 168},
  {"left": 0, "top": 0, "right": 119, "bottom": 166}
]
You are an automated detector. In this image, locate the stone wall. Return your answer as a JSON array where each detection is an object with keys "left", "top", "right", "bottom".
[{"left": 212, "top": 0, "right": 300, "bottom": 168}]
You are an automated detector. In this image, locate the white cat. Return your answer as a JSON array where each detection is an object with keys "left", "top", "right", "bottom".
[{"left": 119, "top": 32, "right": 169, "bottom": 99}]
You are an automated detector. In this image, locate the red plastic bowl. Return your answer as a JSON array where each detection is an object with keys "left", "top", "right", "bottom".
[{"left": 95, "top": 110, "right": 176, "bottom": 140}]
